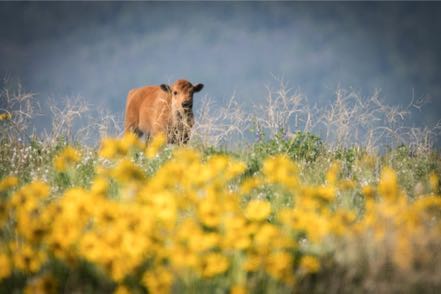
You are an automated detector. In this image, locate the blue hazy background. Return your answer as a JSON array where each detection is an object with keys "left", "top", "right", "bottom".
[{"left": 1, "top": 2, "right": 440, "bottom": 137}]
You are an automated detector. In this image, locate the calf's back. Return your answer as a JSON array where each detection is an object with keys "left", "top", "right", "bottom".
[{"left": 124, "top": 85, "right": 172, "bottom": 138}]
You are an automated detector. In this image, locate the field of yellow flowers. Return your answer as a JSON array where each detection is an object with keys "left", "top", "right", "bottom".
[{"left": 1, "top": 132, "right": 441, "bottom": 293}]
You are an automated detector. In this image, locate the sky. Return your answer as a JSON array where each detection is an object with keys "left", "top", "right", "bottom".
[{"left": 1, "top": 2, "right": 440, "bottom": 140}]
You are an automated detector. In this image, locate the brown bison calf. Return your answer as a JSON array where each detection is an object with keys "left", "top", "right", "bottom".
[{"left": 124, "top": 79, "right": 204, "bottom": 144}]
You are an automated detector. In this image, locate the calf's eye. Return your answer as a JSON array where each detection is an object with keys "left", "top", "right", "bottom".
[{"left": 174, "top": 91, "right": 178, "bottom": 95}]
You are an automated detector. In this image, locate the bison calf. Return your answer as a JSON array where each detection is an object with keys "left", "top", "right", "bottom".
[{"left": 124, "top": 79, "right": 203, "bottom": 144}]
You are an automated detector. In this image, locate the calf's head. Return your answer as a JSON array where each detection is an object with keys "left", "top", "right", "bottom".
[
  {"left": 159, "top": 79, "right": 203, "bottom": 144},
  {"left": 160, "top": 79, "right": 204, "bottom": 111}
]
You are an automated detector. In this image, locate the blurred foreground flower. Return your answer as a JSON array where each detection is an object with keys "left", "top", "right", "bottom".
[
  {"left": 53, "top": 146, "right": 80, "bottom": 172},
  {"left": 0, "top": 176, "right": 18, "bottom": 192},
  {"left": 1, "top": 135, "right": 441, "bottom": 293},
  {"left": 145, "top": 133, "right": 166, "bottom": 159},
  {"left": 0, "top": 253, "right": 11, "bottom": 280},
  {"left": 99, "top": 132, "right": 143, "bottom": 159},
  {"left": 429, "top": 171, "right": 439, "bottom": 192},
  {"left": 378, "top": 166, "right": 399, "bottom": 200},
  {"left": 299, "top": 255, "right": 320, "bottom": 274},
  {"left": 245, "top": 199, "right": 272, "bottom": 221}
]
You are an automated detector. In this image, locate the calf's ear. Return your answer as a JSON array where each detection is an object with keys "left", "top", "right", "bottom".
[
  {"left": 160, "top": 84, "right": 171, "bottom": 93},
  {"left": 193, "top": 83, "right": 204, "bottom": 93}
]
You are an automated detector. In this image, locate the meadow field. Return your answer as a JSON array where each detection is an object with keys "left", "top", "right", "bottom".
[{"left": 0, "top": 85, "right": 440, "bottom": 293}]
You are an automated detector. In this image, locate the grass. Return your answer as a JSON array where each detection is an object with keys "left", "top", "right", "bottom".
[
  {"left": 1, "top": 131, "right": 438, "bottom": 201},
  {"left": 0, "top": 84, "right": 440, "bottom": 293}
]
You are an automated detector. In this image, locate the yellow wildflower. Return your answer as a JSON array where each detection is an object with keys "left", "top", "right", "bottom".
[
  {"left": 108, "top": 259, "right": 131, "bottom": 282},
  {"left": 314, "top": 185, "right": 336, "bottom": 202},
  {"left": 112, "top": 158, "right": 145, "bottom": 184},
  {"left": 54, "top": 146, "right": 81, "bottom": 172},
  {"left": 429, "top": 171, "right": 439, "bottom": 193},
  {"left": 172, "top": 147, "right": 201, "bottom": 164},
  {"left": 412, "top": 195, "right": 441, "bottom": 216},
  {"left": 12, "top": 243, "right": 46, "bottom": 273},
  {"left": 265, "top": 251, "right": 294, "bottom": 283},
  {"left": 202, "top": 253, "right": 229, "bottom": 277},
  {"left": 189, "top": 232, "right": 220, "bottom": 252},
  {"left": 208, "top": 155, "right": 226, "bottom": 172},
  {"left": 1, "top": 133, "right": 439, "bottom": 292},
  {"left": 90, "top": 176, "right": 109, "bottom": 196},
  {"left": 224, "top": 216, "right": 251, "bottom": 250},
  {"left": 378, "top": 167, "right": 398, "bottom": 200},
  {"left": 288, "top": 208, "right": 330, "bottom": 243},
  {"left": 119, "top": 132, "right": 143, "bottom": 153},
  {"left": 262, "top": 155, "right": 299, "bottom": 189},
  {"left": 114, "top": 285, "right": 131, "bottom": 294},
  {"left": 326, "top": 162, "right": 341, "bottom": 185},
  {"left": 231, "top": 284, "right": 247, "bottom": 294},
  {"left": 393, "top": 232, "right": 413, "bottom": 271},
  {"left": 239, "top": 177, "right": 262, "bottom": 195},
  {"left": 299, "top": 255, "right": 320, "bottom": 274},
  {"left": 198, "top": 198, "right": 221, "bottom": 228},
  {"left": 145, "top": 133, "right": 166, "bottom": 159},
  {"left": 330, "top": 210, "right": 356, "bottom": 235},
  {"left": 99, "top": 137, "right": 119, "bottom": 159},
  {"left": 226, "top": 160, "right": 246, "bottom": 180},
  {"left": 142, "top": 267, "right": 173, "bottom": 294},
  {"left": 169, "top": 246, "right": 200, "bottom": 270},
  {"left": 245, "top": 199, "right": 271, "bottom": 221},
  {"left": 99, "top": 133, "right": 142, "bottom": 159},
  {"left": 253, "top": 223, "right": 291, "bottom": 253},
  {"left": 243, "top": 253, "right": 260, "bottom": 272},
  {"left": 278, "top": 208, "right": 297, "bottom": 228},
  {"left": 151, "top": 192, "right": 177, "bottom": 224},
  {"left": 362, "top": 185, "right": 375, "bottom": 199},
  {"left": 0, "top": 252, "right": 11, "bottom": 280},
  {"left": 0, "top": 175, "right": 18, "bottom": 192},
  {"left": 29, "top": 181, "right": 51, "bottom": 199},
  {"left": 9, "top": 181, "right": 50, "bottom": 210}
]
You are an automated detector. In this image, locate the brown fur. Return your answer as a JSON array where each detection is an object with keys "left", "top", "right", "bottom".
[{"left": 124, "top": 79, "right": 203, "bottom": 144}]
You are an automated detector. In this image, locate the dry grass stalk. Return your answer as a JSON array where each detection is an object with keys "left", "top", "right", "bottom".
[{"left": 1, "top": 80, "right": 439, "bottom": 152}]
